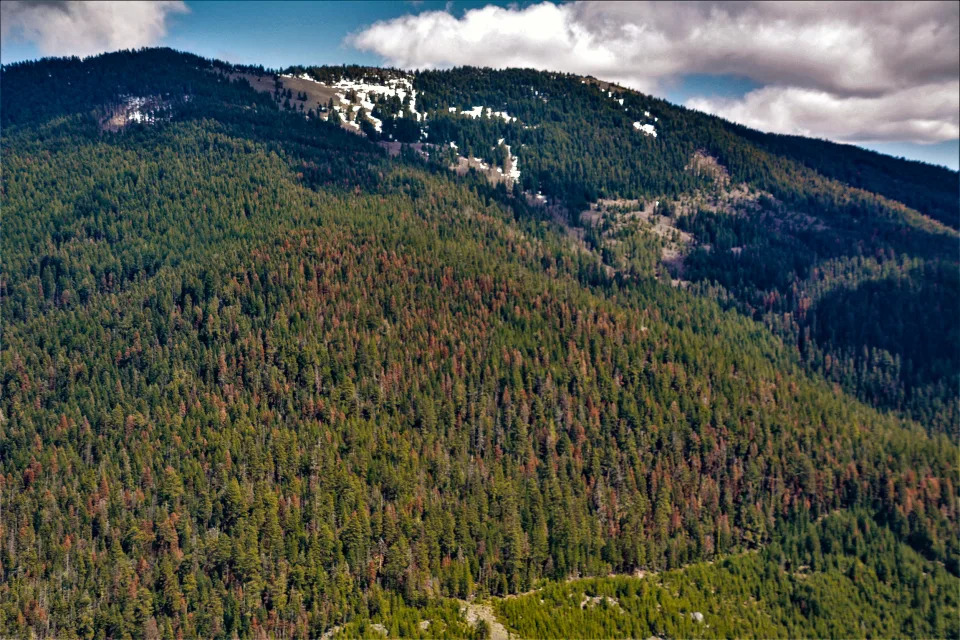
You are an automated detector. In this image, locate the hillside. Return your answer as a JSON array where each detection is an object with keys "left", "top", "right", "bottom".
[
  {"left": 327, "top": 511, "right": 958, "bottom": 639},
  {"left": 1, "top": 49, "right": 957, "bottom": 639}
]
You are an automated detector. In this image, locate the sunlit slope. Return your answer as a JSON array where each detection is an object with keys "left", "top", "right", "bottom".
[{"left": 0, "top": 49, "right": 956, "bottom": 639}]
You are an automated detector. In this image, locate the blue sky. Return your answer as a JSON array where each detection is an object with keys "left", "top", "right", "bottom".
[
  {"left": 1, "top": 1, "right": 478, "bottom": 69},
  {"left": 2, "top": 1, "right": 763, "bottom": 101},
  {"left": 161, "top": 1, "right": 452, "bottom": 70},
  {"left": 2, "top": 1, "right": 957, "bottom": 169}
]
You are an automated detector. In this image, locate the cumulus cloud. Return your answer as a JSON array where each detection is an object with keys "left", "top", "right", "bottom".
[
  {"left": 1, "top": 1, "right": 188, "bottom": 59},
  {"left": 687, "top": 82, "right": 960, "bottom": 144},
  {"left": 348, "top": 1, "right": 959, "bottom": 144}
]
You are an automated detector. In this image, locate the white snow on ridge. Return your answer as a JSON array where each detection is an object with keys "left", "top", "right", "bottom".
[
  {"left": 505, "top": 144, "right": 521, "bottom": 182},
  {"left": 121, "top": 96, "right": 165, "bottom": 125},
  {"left": 331, "top": 76, "right": 422, "bottom": 120},
  {"left": 633, "top": 122, "right": 657, "bottom": 137},
  {"left": 448, "top": 105, "right": 517, "bottom": 123},
  {"left": 126, "top": 96, "right": 149, "bottom": 123},
  {"left": 277, "top": 72, "right": 531, "bottom": 166},
  {"left": 279, "top": 73, "right": 318, "bottom": 82},
  {"left": 285, "top": 72, "right": 428, "bottom": 124}
]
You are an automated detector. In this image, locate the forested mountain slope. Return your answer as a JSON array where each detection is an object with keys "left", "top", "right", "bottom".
[
  {"left": 407, "top": 67, "right": 960, "bottom": 433},
  {"left": 1, "top": 49, "right": 957, "bottom": 639},
  {"left": 273, "top": 61, "right": 958, "bottom": 433},
  {"left": 491, "top": 511, "right": 959, "bottom": 639}
]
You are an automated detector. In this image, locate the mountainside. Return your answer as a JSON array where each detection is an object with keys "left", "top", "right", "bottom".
[{"left": 1, "top": 49, "right": 957, "bottom": 639}]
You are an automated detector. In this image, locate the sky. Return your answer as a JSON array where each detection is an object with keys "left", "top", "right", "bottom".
[{"left": 1, "top": 1, "right": 958, "bottom": 169}]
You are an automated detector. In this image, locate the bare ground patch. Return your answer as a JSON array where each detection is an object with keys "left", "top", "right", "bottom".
[
  {"left": 279, "top": 75, "right": 342, "bottom": 113},
  {"left": 378, "top": 141, "right": 428, "bottom": 158},
  {"left": 581, "top": 198, "right": 694, "bottom": 283},
  {"left": 460, "top": 601, "right": 510, "bottom": 640},
  {"left": 224, "top": 72, "right": 276, "bottom": 95},
  {"left": 224, "top": 71, "right": 366, "bottom": 133},
  {"left": 225, "top": 72, "right": 338, "bottom": 113},
  {"left": 451, "top": 155, "right": 514, "bottom": 187}
]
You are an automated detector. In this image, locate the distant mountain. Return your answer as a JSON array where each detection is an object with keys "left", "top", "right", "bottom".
[{"left": 1, "top": 48, "right": 956, "bottom": 639}]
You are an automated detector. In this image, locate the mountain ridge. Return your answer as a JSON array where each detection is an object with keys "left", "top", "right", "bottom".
[{"left": 1, "top": 47, "right": 956, "bottom": 639}]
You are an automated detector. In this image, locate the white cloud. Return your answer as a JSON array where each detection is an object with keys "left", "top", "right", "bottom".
[
  {"left": 348, "top": 1, "right": 959, "bottom": 144},
  {"left": 1, "top": 1, "right": 188, "bottom": 59},
  {"left": 687, "top": 83, "right": 960, "bottom": 145}
]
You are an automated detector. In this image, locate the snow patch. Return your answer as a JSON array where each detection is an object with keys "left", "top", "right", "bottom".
[
  {"left": 505, "top": 144, "right": 521, "bottom": 182},
  {"left": 633, "top": 122, "right": 658, "bottom": 137},
  {"left": 106, "top": 95, "right": 168, "bottom": 129},
  {"left": 325, "top": 75, "right": 426, "bottom": 127},
  {"left": 126, "top": 96, "right": 153, "bottom": 123},
  {"left": 463, "top": 105, "right": 484, "bottom": 119},
  {"left": 448, "top": 105, "right": 517, "bottom": 123}
]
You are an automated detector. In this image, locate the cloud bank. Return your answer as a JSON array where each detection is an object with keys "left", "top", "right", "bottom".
[
  {"left": 349, "top": 1, "right": 959, "bottom": 144},
  {"left": 1, "top": 1, "right": 187, "bottom": 59}
]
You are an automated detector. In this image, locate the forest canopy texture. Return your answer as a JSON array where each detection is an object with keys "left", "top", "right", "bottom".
[{"left": 1, "top": 49, "right": 957, "bottom": 639}]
